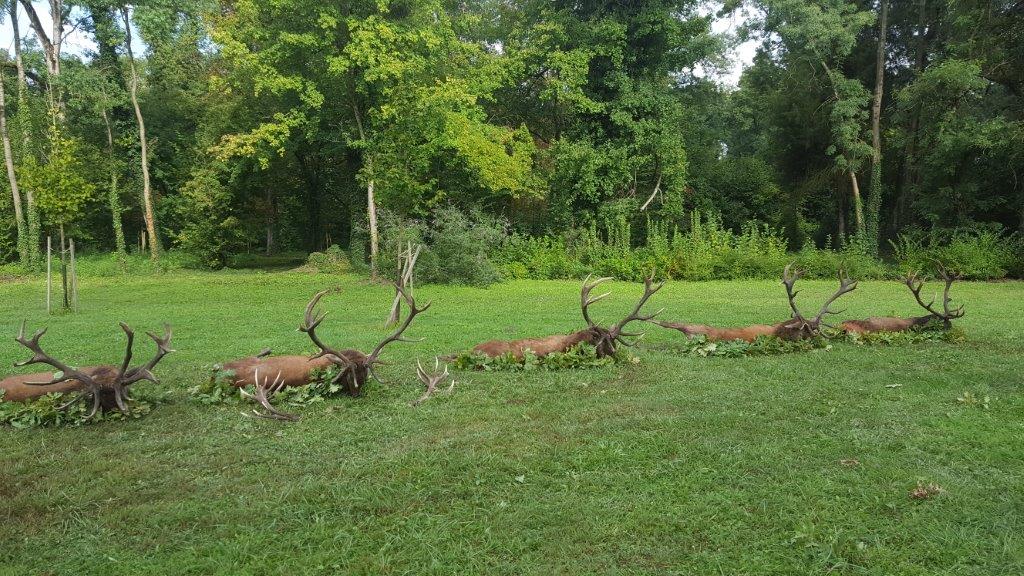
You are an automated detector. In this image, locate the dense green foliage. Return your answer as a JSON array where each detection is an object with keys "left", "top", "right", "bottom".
[
  {"left": 0, "top": 0, "right": 1019, "bottom": 274},
  {"left": 1, "top": 272, "right": 1021, "bottom": 573}
]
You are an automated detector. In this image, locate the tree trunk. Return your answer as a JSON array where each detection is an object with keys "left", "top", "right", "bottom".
[
  {"left": 849, "top": 170, "right": 864, "bottom": 233},
  {"left": 122, "top": 7, "right": 159, "bottom": 260},
  {"left": 102, "top": 107, "right": 127, "bottom": 261},
  {"left": 866, "top": 0, "right": 889, "bottom": 253},
  {"left": 0, "top": 61, "right": 27, "bottom": 263},
  {"left": 265, "top": 187, "right": 274, "bottom": 255},
  {"left": 59, "top": 223, "right": 69, "bottom": 310},
  {"left": 367, "top": 177, "right": 378, "bottom": 278},
  {"left": 352, "top": 103, "right": 379, "bottom": 278},
  {"left": 12, "top": 3, "right": 39, "bottom": 268}
]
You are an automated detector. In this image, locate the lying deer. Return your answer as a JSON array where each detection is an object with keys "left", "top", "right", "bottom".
[
  {"left": 654, "top": 265, "right": 858, "bottom": 342},
  {"left": 219, "top": 285, "right": 429, "bottom": 396},
  {"left": 840, "top": 267, "right": 964, "bottom": 334},
  {"left": 1, "top": 321, "right": 174, "bottom": 417},
  {"left": 469, "top": 272, "right": 664, "bottom": 359}
]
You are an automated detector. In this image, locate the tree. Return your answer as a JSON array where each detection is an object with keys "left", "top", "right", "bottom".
[
  {"left": 0, "top": 52, "right": 26, "bottom": 263},
  {"left": 121, "top": 6, "right": 159, "bottom": 259}
]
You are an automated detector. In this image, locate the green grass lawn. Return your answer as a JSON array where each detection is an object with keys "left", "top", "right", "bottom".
[{"left": 1, "top": 271, "right": 1022, "bottom": 575}]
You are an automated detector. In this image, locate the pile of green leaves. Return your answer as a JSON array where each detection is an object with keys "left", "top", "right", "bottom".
[
  {"left": 672, "top": 335, "right": 832, "bottom": 358},
  {"left": 842, "top": 326, "right": 966, "bottom": 346},
  {"left": 0, "top": 390, "right": 163, "bottom": 429},
  {"left": 451, "top": 343, "right": 636, "bottom": 372},
  {"left": 190, "top": 366, "right": 347, "bottom": 411}
]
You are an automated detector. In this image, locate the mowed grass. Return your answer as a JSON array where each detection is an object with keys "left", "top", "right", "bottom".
[{"left": 1, "top": 271, "right": 1022, "bottom": 575}]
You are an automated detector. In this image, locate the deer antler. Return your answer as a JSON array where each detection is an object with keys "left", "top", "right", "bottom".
[
  {"left": 300, "top": 289, "right": 350, "bottom": 362},
  {"left": 905, "top": 264, "right": 964, "bottom": 320},
  {"left": 782, "top": 263, "right": 805, "bottom": 322},
  {"left": 580, "top": 274, "right": 613, "bottom": 328},
  {"left": 608, "top": 270, "right": 664, "bottom": 343},
  {"left": 367, "top": 283, "right": 431, "bottom": 372},
  {"left": 412, "top": 357, "right": 454, "bottom": 407},
  {"left": 121, "top": 324, "right": 174, "bottom": 386},
  {"left": 240, "top": 368, "right": 299, "bottom": 421},
  {"left": 812, "top": 269, "right": 858, "bottom": 325},
  {"left": 15, "top": 321, "right": 104, "bottom": 417}
]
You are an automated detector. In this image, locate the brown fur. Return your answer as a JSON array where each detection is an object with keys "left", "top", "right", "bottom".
[
  {"left": 839, "top": 315, "right": 936, "bottom": 334},
  {"left": 472, "top": 329, "right": 601, "bottom": 360},
  {"left": 1, "top": 366, "right": 118, "bottom": 403},
  {"left": 655, "top": 320, "right": 807, "bottom": 343},
  {"left": 218, "top": 355, "right": 337, "bottom": 388},
  {"left": 219, "top": 349, "right": 373, "bottom": 397}
]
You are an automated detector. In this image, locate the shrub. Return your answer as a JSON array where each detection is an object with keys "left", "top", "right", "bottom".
[
  {"left": 378, "top": 206, "right": 507, "bottom": 286},
  {"left": 891, "top": 227, "right": 1013, "bottom": 279},
  {"left": 306, "top": 245, "right": 352, "bottom": 273}
]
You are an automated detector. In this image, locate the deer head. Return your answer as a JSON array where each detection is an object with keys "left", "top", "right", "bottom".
[
  {"left": 905, "top": 264, "right": 965, "bottom": 328},
  {"left": 781, "top": 264, "right": 858, "bottom": 337},
  {"left": 14, "top": 321, "right": 174, "bottom": 418},
  {"left": 300, "top": 284, "right": 430, "bottom": 396},
  {"left": 580, "top": 271, "right": 665, "bottom": 357}
]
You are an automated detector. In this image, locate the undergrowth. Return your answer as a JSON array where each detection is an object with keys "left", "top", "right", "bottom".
[
  {"left": 451, "top": 343, "right": 637, "bottom": 371},
  {"left": 189, "top": 365, "right": 346, "bottom": 411},
  {"left": 0, "top": 389, "right": 167, "bottom": 429}
]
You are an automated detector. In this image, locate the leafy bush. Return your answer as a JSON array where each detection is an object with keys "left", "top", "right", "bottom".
[
  {"left": 891, "top": 227, "right": 1014, "bottom": 279},
  {"left": 378, "top": 206, "right": 508, "bottom": 286},
  {"left": 494, "top": 212, "right": 896, "bottom": 282},
  {"left": 451, "top": 343, "right": 636, "bottom": 371},
  {"left": 305, "top": 245, "right": 352, "bottom": 273},
  {"left": 668, "top": 334, "right": 832, "bottom": 358}
]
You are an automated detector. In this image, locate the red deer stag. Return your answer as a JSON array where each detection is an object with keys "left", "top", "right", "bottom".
[
  {"left": 300, "top": 285, "right": 430, "bottom": 396},
  {"left": 470, "top": 272, "right": 664, "bottom": 359},
  {"left": 654, "top": 265, "right": 858, "bottom": 342},
  {"left": 840, "top": 266, "right": 964, "bottom": 334},
  {"left": 218, "top": 286, "right": 429, "bottom": 397},
  {"left": 1, "top": 322, "right": 173, "bottom": 417}
]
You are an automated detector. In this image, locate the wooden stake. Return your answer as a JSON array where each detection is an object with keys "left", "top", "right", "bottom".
[
  {"left": 69, "top": 238, "right": 78, "bottom": 312},
  {"left": 46, "top": 236, "right": 51, "bottom": 314}
]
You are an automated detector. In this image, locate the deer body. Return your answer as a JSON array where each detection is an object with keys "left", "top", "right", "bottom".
[
  {"left": 466, "top": 274, "right": 663, "bottom": 360},
  {"left": 653, "top": 265, "right": 858, "bottom": 343},
  {"left": 653, "top": 321, "right": 804, "bottom": 343},
  {"left": 472, "top": 329, "right": 600, "bottom": 359},
  {"left": 839, "top": 268, "right": 963, "bottom": 335},
  {"left": 839, "top": 315, "right": 935, "bottom": 334},
  {"left": 219, "top": 355, "right": 337, "bottom": 388},
  {"left": 0, "top": 366, "right": 114, "bottom": 402},
  {"left": 3, "top": 322, "right": 173, "bottom": 417}
]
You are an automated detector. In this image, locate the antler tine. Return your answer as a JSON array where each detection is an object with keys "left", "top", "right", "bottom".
[
  {"left": 368, "top": 283, "right": 431, "bottom": 364},
  {"left": 15, "top": 321, "right": 99, "bottom": 389},
  {"left": 812, "top": 269, "right": 858, "bottom": 324},
  {"left": 609, "top": 270, "right": 664, "bottom": 337},
  {"left": 122, "top": 324, "right": 174, "bottom": 385},
  {"left": 580, "top": 274, "right": 613, "bottom": 327},
  {"left": 940, "top": 268, "right": 965, "bottom": 319},
  {"left": 416, "top": 359, "right": 429, "bottom": 384},
  {"left": 116, "top": 322, "right": 135, "bottom": 379},
  {"left": 782, "top": 263, "right": 805, "bottom": 321}
]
